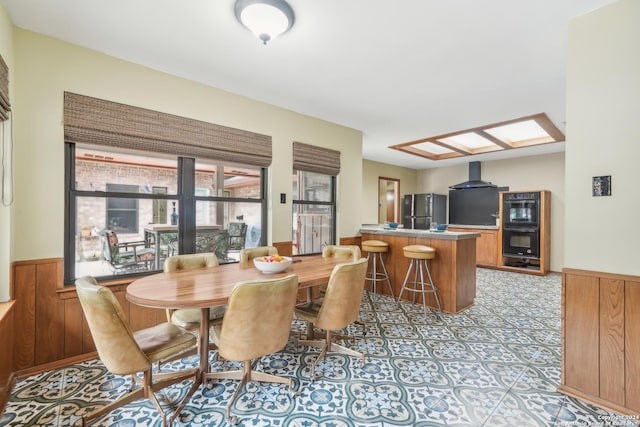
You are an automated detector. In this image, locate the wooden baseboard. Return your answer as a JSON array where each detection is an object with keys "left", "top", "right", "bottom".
[
  {"left": 0, "top": 301, "right": 15, "bottom": 415},
  {"left": 16, "top": 352, "right": 98, "bottom": 380},
  {"left": 558, "top": 385, "right": 638, "bottom": 417},
  {"left": 0, "top": 372, "right": 16, "bottom": 416}
]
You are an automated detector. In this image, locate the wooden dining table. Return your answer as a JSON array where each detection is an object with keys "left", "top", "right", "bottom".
[{"left": 126, "top": 254, "right": 344, "bottom": 386}]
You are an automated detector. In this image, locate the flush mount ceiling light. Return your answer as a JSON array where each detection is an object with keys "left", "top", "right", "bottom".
[{"left": 235, "top": 0, "right": 295, "bottom": 45}]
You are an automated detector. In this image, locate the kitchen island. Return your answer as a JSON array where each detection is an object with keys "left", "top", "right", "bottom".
[{"left": 360, "top": 226, "right": 480, "bottom": 314}]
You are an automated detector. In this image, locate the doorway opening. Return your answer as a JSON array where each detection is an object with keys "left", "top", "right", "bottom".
[{"left": 378, "top": 177, "right": 400, "bottom": 224}]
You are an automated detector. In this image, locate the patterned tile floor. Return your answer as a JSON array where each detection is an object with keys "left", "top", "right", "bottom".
[{"left": 2, "top": 268, "right": 639, "bottom": 426}]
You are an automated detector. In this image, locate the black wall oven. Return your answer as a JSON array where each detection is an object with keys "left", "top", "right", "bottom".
[
  {"left": 502, "top": 192, "right": 541, "bottom": 259},
  {"left": 502, "top": 226, "right": 540, "bottom": 258},
  {"left": 502, "top": 192, "right": 540, "bottom": 227}
]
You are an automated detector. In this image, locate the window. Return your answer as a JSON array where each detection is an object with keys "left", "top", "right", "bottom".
[
  {"left": 65, "top": 145, "right": 267, "bottom": 283},
  {"left": 291, "top": 142, "right": 340, "bottom": 256},
  {"left": 292, "top": 170, "right": 336, "bottom": 255}
]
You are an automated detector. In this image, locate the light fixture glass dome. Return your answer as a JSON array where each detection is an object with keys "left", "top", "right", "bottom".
[{"left": 235, "top": 0, "right": 295, "bottom": 45}]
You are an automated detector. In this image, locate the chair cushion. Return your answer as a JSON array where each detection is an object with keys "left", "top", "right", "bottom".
[
  {"left": 403, "top": 245, "right": 436, "bottom": 260},
  {"left": 171, "top": 306, "right": 227, "bottom": 328},
  {"left": 133, "top": 322, "right": 197, "bottom": 363},
  {"left": 361, "top": 240, "right": 389, "bottom": 253}
]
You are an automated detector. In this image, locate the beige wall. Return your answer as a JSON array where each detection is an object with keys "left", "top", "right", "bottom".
[
  {"left": 8, "top": 28, "right": 363, "bottom": 283},
  {"left": 362, "top": 159, "right": 417, "bottom": 225},
  {"left": 0, "top": 2, "right": 13, "bottom": 302},
  {"left": 566, "top": 0, "right": 640, "bottom": 275},
  {"left": 418, "top": 152, "right": 566, "bottom": 272}
]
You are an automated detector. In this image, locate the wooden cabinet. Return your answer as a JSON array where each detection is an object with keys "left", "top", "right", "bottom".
[
  {"left": 560, "top": 269, "right": 640, "bottom": 415},
  {"left": 448, "top": 228, "right": 498, "bottom": 268},
  {"left": 498, "top": 190, "right": 550, "bottom": 275}
]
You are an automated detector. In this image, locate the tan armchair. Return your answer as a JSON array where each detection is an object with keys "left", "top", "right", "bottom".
[
  {"left": 207, "top": 274, "right": 299, "bottom": 424},
  {"left": 74, "top": 276, "right": 197, "bottom": 427},
  {"left": 238, "top": 246, "right": 278, "bottom": 266},
  {"left": 295, "top": 258, "right": 368, "bottom": 380}
]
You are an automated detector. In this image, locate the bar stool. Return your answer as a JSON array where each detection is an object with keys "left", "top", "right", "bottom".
[
  {"left": 361, "top": 240, "right": 394, "bottom": 298},
  {"left": 397, "top": 245, "right": 441, "bottom": 316}
]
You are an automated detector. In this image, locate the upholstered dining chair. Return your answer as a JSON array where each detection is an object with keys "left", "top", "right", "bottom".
[
  {"left": 295, "top": 257, "right": 368, "bottom": 380},
  {"left": 161, "top": 253, "right": 226, "bottom": 367},
  {"left": 164, "top": 252, "right": 226, "bottom": 327},
  {"left": 315, "top": 245, "right": 365, "bottom": 334},
  {"left": 238, "top": 245, "right": 278, "bottom": 266},
  {"left": 74, "top": 276, "right": 197, "bottom": 427},
  {"left": 317, "top": 245, "right": 362, "bottom": 296},
  {"left": 207, "top": 274, "right": 300, "bottom": 424}
]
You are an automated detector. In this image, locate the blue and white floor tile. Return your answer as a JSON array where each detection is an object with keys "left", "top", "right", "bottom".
[{"left": 2, "top": 268, "right": 639, "bottom": 426}]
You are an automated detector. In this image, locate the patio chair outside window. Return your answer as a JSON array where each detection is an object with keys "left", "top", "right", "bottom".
[
  {"left": 98, "top": 229, "right": 155, "bottom": 273},
  {"left": 227, "top": 222, "right": 247, "bottom": 252}
]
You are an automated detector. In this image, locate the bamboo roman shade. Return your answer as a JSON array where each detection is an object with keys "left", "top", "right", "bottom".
[
  {"left": 292, "top": 141, "right": 341, "bottom": 176},
  {"left": 63, "top": 92, "right": 272, "bottom": 167},
  {"left": 0, "top": 54, "right": 10, "bottom": 121}
]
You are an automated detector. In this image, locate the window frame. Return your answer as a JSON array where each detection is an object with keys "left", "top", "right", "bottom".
[
  {"left": 64, "top": 143, "right": 268, "bottom": 284},
  {"left": 291, "top": 170, "right": 336, "bottom": 255}
]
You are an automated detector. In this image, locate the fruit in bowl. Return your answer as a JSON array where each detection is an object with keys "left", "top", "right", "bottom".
[{"left": 253, "top": 255, "right": 293, "bottom": 274}]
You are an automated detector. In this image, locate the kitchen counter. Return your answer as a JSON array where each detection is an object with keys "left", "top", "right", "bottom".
[
  {"left": 360, "top": 226, "right": 478, "bottom": 314},
  {"left": 360, "top": 225, "right": 480, "bottom": 240}
]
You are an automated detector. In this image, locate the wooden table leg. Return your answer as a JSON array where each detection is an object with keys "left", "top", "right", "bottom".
[{"left": 198, "top": 307, "right": 211, "bottom": 375}]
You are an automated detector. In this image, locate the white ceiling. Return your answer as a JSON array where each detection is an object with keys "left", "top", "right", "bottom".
[{"left": 2, "top": 0, "right": 616, "bottom": 170}]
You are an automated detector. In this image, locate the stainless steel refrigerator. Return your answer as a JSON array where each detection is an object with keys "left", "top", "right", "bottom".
[{"left": 402, "top": 193, "right": 447, "bottom": 229}]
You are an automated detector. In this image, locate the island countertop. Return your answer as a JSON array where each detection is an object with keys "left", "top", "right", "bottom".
[
  {"left": 359, "top": 226, "right": 480, "bottom": 240},
  {"left": 360, "top": 226, "right": 478, "bottom": 314}
]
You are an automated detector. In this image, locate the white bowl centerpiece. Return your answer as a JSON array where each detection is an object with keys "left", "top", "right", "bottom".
[{"left": 253, "top": 255, "right": 292, "bottom": 274}]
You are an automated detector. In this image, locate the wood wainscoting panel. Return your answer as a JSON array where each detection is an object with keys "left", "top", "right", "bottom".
[
  {"left": 625, "top": 280, "right": 640, "bottom": 412},
  {"left": 11, "top": 258, "right": 166, "bottom": 373},
  {"left": 563, "top": 272, "right": 599, "bottom": 396},
  {"left": 599, "top": 278, "right": 625, "bottom": 406},
  {"left": 0, "top": 301, "right": 16, "bottom": 415},
  {"left": 339, "top": 236, "right": 361, "bottom": 247},
  {"left": 272, "top": 242, "right": 292, "bottom": 257},
  {"left": 63, "top": 298, "right": 85, "bottom": 358},
  {"left": 561, "top": 268, "right": 640, "bottom": 416},
  {"left": 12, "top": 263, "right": 38, "bottom": 370},
  {"left": 34, "top": 261, "right": 64, "bottom": 366}
]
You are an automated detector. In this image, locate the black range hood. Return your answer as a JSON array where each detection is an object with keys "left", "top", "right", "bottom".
[{"left": 449, "top": 161, "right": 497, "bottom": 189}]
